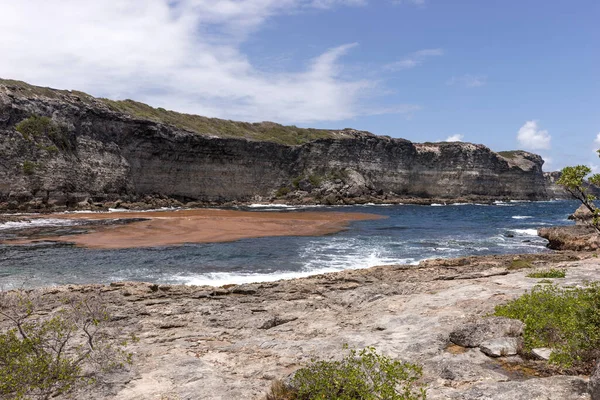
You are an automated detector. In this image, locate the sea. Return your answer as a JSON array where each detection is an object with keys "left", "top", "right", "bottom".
[{"left": 0, "top": 200, "right": 579, "bottom": 289}]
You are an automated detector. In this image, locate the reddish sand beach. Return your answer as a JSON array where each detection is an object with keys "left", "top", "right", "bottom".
[{"left": 4, "top": 209, "right": 383, "bottom": 249}]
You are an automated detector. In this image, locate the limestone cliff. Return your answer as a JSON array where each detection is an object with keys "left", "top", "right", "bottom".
[{"left": 0, "top": 79, "right": 552, "bottom": 210}]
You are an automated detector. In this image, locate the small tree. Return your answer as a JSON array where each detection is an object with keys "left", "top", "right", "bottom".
[
  {"left": 557, "top": 164, "right": 600, "bottom": 233},
  {"left": 0, "top": 290, "right": 133, "bottom": 400}
]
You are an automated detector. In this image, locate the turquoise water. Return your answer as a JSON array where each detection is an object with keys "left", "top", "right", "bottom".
[{"left": 0, "top": 201, "right": 578, "bottom": 289}]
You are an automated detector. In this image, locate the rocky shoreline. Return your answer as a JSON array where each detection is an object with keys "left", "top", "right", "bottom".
[
  {"left": 1, "top": 251, "right": 598, "bottom": 399},
  {"left": 0, "top": 194, "right": 566, "bottom": 215}
]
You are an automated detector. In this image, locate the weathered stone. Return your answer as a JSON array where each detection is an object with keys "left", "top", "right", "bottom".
[
  {"left": 449, "top": 317, "right": 524, "bottom": 348},
  {"left": 590, "top": 359, "right": 600, "bottom": 400},
  {"left": 538, "top": 226, "right": 600, "bottom": 251},
  {"left": 479, "top": 337, "right": 520, "bottom": 357},
  {"left": 532, "top": 347, "right": 553, "bottom": 360},
  {"left": 572, "top": 204, "right": 594, "bottom": 226}
]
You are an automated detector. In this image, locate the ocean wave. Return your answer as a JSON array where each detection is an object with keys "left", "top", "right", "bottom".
[
  {"left": 0, "top": 219, "right": 79, "bottom": 231},
  {"left": 512, "top": 216, "right": 533, "bottom": 219},
  {"left": 511, "top": 228, "right": 539, "bottom": 236},
  {"left": 173, "top": 257, "right": 419, "bottom": 287}
]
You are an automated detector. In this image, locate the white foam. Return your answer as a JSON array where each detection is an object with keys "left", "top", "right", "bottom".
[
  {"left": 512, "top": 216, "right": 533, "bottom": 219},
  {"left": 511, "top": 229, "right": 539, "bottom": 236},
  {"left": 430, "top": 203, "right": 445, "bottom": 207},
  {"left": 247, "top": 204, "right": 299, "bottom": 209},
  {"left": 175, "top": 256, "right": 419, "bottom": 287},
  {"left": 0, "top": 219, "right": 78, "bottom": 231}
]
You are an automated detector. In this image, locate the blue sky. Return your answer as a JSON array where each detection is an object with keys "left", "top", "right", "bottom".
[{"left": 0, "top": 0, "right": 598, "bottom": 171}]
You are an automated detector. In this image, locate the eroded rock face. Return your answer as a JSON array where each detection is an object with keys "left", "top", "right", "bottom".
[
  {"left": 538, "top": 226, "right": 600, "bottom": 251},
  {"left": 571, "top": 204, "right": 595, "bottom": 226},
  {"left": 0, "top": 79, "right": 552, "bottom": 211}
]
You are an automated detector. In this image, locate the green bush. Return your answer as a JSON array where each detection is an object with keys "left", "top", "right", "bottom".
[
  {"left": 15, "top": 115, "right": 73, "bottom": 152},
  {"left": 22, "top": 161, "right": 36, "bottom": 175},
  {"left": 494, "top": 283, "right": 600, "bottom": 369},
  {"left": 15, "top": 115, "right": 53, "bottom": 140},
  {"left": 507, "top": 259, "right": 533, "bottom": 270},
  {"left": 268, "top": 346, "right": 426, "bottom": 400},
  {"left": 276, "top": 187, "right": 291, "bottom": 197},
  {"left": 0, "top": 291, "right": 133, "bottom": 399},
  {"left": 526, "top": 269, "right": 566, "bottom": 279},
  {"left": 308, "top": 175, "right": 322, "bottom": 188}
]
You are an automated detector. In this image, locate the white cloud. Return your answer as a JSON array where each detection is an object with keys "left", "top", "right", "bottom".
[
  {"left": 444, "top": 134, "right": 464, "bottom": 142},
  {"left": 391, "top": 0, "right": 425, "bottom": 5},
  {"left": 593, "top": 133, "right": 600, "bottom": 152},
  {"left": 517, "top": 120, "right": 551, "bottom": 150},
  {"left": 0, "top": 0, "right": 416, "bottom": 124},
  {"left": 447, "top": 74, "right": 487, "bottom": 88},
  {"left": 384, "top": 49, "right": 443, "bottom": 71}
]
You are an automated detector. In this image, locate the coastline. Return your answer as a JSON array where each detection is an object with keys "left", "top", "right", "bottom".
[
  {"left": 0, "top": 194, "right": 564, "bottom": 215},
  {"left": 2, "top": 251, "right": 595, "bottom": 400}
]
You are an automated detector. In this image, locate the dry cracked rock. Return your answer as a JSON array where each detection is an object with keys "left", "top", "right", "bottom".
[{"left": 449, "top": 316, "right": 524, "bottom": 348}]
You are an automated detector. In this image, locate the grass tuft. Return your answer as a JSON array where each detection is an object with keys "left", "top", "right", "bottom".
[{"left": 526, "top": 269, "right": 566, "bottom": 279}]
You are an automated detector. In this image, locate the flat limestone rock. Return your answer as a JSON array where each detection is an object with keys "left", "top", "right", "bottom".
[
  {"left": 431, "top": 375, "right": 590, "bottom": 400},
  {"left": 479, "top": 337, "right": 520, "bottom": 357},
  {"left": 449, "top": 317, "right": 524, "bottom": 348},
  {"left": 589, "top": 359, "right": 600, "bottom": 400},
  {"left": 532, "top": 347, "right": 553, "bottom": 360}
]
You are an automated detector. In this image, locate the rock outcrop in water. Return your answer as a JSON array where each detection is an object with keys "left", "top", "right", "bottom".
[{"left": 1, "top": 79, "right": 555, "bottom": 211}]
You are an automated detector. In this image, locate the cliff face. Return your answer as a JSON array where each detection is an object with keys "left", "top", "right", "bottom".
[{"left": 0, "top": 79, "right": 552, "bottom": 210}]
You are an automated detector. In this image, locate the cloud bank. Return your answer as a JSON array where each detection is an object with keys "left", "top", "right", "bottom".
[{"left": 0, "top": 0, "right": 418, "bottom": 124}]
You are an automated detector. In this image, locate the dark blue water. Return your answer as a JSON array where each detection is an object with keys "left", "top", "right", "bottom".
[{"left": 0, "top": 201, "right": 578, "bottom": 289}]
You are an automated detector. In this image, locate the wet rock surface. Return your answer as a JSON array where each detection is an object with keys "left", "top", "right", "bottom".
[{"left": 2, "top": 252, "right": 598, "bottom": 399}]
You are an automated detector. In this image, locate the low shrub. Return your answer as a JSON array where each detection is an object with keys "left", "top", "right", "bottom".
[
  {"left": 507, "top": 259, "right": 533, "bottom": 270},
  {"left": 526, "top": 269, "right": 566, "bottom": 279},
  {"left": 276, "top": 187, "right": 291, "bottom": 197},
  {"left": 267, "top": 346, "right": 427, "bottom": 400},
  {"left": 15, "top": 115, "right": 74, "bottom": 152},
  {"left": 15, "top": 115, "right": 53, "bottom": 140},
  {"left": 0, "top": 290, "right": 133, "bottom": 399},
  {"left": 308, "top": 174, "right": 322, "bottom": 188},
  {"left": 22, "top": 161, "right": 36, "bottom": 175},
  {"left": 494, "top": 282, "right": 600, "bottom": 370}
]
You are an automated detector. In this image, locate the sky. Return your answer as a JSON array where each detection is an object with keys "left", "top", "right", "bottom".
[{"left": 0, "top": 0, "right": 598, "bottom": 172}]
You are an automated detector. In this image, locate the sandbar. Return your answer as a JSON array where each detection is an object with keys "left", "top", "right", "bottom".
[{"left": 4, "top": 209, "right": 383, "bottom": 249}]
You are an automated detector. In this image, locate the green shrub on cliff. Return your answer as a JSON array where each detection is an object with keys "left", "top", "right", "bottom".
[
  {"left": 22, "top": 160, "right": 36, "bottom": 175},
  {"left": 494, "top": 283, "right": 600, "bottom": 370},
  {"left": 266, "top": 346, "right": 427, "bottom": 400},
  {"left": 15, "top": 115, "right": 74, "bottom": 152},
  {"left": 15, "top": 115, "right": 54, "bottom": 140},
  {"left": 0, "top": 291, "right": 133, "bottom": 400}
]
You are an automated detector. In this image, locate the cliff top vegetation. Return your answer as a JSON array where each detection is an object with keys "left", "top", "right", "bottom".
[{"left": 1, "top": 78, "right": 355, "bottom": 146}]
